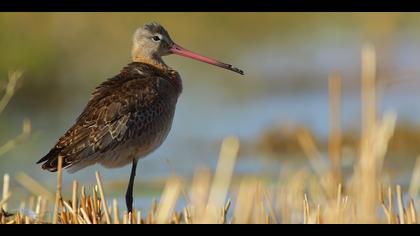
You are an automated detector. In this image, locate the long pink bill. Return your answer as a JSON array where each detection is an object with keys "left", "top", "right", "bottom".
[{"left": 170, "top": 44, "right": 244, "bottom": 75}]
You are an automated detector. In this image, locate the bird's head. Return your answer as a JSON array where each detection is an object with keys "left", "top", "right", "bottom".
[
  {"left": 132, "top": 22, "right": 244, "bottom": 75},
  {"left": 132, "top": 22, "right": 174, "bottom": 60}
]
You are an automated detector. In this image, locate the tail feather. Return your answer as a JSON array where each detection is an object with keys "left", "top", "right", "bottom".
[{"left": 37, "top": 147, "right": 67, "bottom": 172}]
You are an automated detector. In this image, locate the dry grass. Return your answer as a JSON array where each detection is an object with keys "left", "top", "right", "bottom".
[
  {"left": 0, "top": 133, "right": 418, "bottom": 224},
  {"left": 0, "top": 46, "right": 419, "bottom": 224}
]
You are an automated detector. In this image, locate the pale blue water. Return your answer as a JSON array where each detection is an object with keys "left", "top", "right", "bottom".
[{"left": 3, "top": 90, "right": 419, "bottom": 185}]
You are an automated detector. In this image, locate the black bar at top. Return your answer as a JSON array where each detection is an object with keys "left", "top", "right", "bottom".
[{"left": 0, "top": 0, "right": 417, "bottom": 12}]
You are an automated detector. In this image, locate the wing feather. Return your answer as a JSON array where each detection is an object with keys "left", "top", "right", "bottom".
[{"left": 37, "top": 63, "right": 162, "bottom": 172}]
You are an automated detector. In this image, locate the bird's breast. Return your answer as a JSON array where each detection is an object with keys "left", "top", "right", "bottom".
[
  {"left": 100, "top": 94, "right": 177, "bottom": 169},
  {"left": 130, "top": 78, "right": 181, "bottom": 153}
]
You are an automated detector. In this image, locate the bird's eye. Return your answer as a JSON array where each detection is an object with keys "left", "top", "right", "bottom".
[{"left": 152, "top": 36, "right": 161, "bottom": 42}]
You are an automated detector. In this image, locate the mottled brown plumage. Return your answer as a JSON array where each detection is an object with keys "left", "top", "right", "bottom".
[
  {"left": 37, "top": 62, "right": 182, "bottom": 172},
  {"left": 37, "top": 22, "right": 243, "bottom": 213}
]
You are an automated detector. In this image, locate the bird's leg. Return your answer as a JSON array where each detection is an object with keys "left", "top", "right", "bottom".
[{"left": 125, "top": 159, "right": 138, "bottom": 214}]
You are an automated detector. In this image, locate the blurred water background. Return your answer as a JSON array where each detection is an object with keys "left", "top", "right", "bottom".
[{"left": 1, "top": 13, "right": 420, "bottom": 206}]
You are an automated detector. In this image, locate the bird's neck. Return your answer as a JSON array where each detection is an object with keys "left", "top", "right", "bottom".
[{"left": 132, "top": 54, "right": 171, "bottom": 72}]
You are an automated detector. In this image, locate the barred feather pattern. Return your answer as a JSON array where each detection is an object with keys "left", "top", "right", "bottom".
[{"left": 37, "top": 62, "right": 182, "bottom": 172}]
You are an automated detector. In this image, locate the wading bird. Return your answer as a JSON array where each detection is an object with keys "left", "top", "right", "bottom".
[{"left": 37, "top": 22, "right": 243, "bottom": 213}]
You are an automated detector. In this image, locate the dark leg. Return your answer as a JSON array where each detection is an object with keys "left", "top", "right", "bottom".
[{"left": 125, "top": 159, "right": 138, "bottom": 214}]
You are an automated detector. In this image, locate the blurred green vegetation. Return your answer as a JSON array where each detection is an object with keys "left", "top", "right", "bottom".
[{"left": 1, "top": 13, "right": 419, "bottom": 108}]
